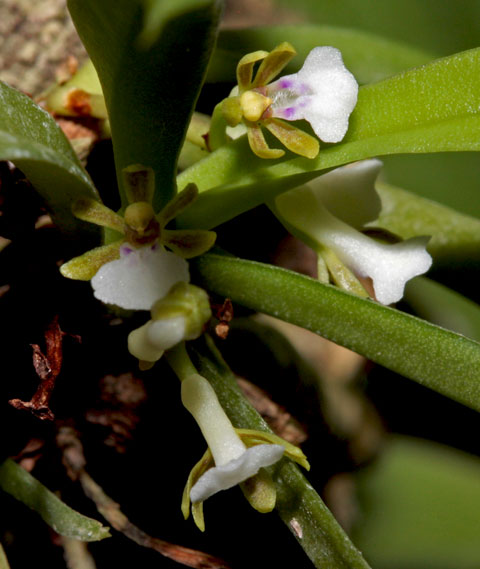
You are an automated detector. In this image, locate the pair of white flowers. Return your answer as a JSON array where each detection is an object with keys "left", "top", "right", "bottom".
[{"left": 86, "top": 45, "right": 431, "bottom": 510}]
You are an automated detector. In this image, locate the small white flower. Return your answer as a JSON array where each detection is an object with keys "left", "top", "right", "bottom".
[
  {"left": 181, "top": 374, "right": 284, "bottom": 503},
  {"left": 267, "top": 46, "right": 358, "bottom": 143},
  {"left": 91, "top": 243, "right": 190, "bottom": 310},
  {"left": 274, "top": 160, "right": 432, "bottom": 305}
]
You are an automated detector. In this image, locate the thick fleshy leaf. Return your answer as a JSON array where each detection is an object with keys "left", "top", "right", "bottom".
[
  {"left": 189, "top": 336, "right": 371, "bottom": 569},
  {"left": 177, "top": 48, "right": 480, "bottom": 229},
  {"left": 0, "top": 459, "right": 110, "bottom": 541},
  {"left": 193, "top": 253, "right": 480, "bottom": 411},
  {"left": 0, "top": 81, "right": 98, "bottom": 235},
  {"left": 207, "top": 25, "right": 434, "bottom": 86},
  {"left": 375, "top": 182, "right": 480, "bottom": 266},
  {"left": 67, "top": 0, "right": 222, "bottom": 211}
]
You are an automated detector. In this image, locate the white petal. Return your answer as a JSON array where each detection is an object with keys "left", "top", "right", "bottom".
[
  {"left": 307, "top": 160, "right": 383, "bottom": 228},
  {"left": 275, "top": 186, "right": 432, "bottom": 304},
  {"left": 128, "top": 316, "right": 186, "bottom": 362},
  {"left": 190, "top": 444, "right": 285, "bottom": 503},
  {"left": 268, "top": 46, "right": 358, "bottom": 142},
  {"left": 91, "top": 244, "right": 189, "bottom": 310}
]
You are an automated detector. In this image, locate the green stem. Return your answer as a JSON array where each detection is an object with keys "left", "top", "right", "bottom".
[
  {"left": 208, "top": 102, "right": 231, "bottom": 152},
  {"left": 165, "top": 342, "right": 198, "bottom": 381}
]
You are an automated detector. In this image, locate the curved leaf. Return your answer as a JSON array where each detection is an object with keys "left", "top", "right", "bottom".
[
  {"left": 0, "top": 459, "right": 110, "bottom": 542},
  {"left": 178, "top": 48, "right": 480, "bottom": 229},
  {"left": 68, "top": 0, "right": 222, "bottom": 211},
  {"left": 191, "top": 336, "right": 371, "bottom": 569},
  {"left": 193, "top": 253, "right": 480, "bottom": 412},
  {"left": 0, "top": 81, "right": 98, "bottom": 235},
  {"left": 208, "top": 25, "right": 434, "bottom": 86}
]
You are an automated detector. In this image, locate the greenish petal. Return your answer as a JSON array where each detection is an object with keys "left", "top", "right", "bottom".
[
  {"left": 264, "top": 118, "right": 320, "bottom": 159},
  {"left": 163, "top": 229, "right": 216, "bottom": 259},
  {"left": 236, "top": 50, "right": 269, "bottom": 91},
  {"left": 251, "top": 42, "right": 297, "bottom": 88},
  {"left": 158, "top": 183, "right": 199, "bottom": 226},
  {"left": 247, "top": 123, "right": 285, "bottom": 159},
  {"left": 240, "top": 469, "right": 277, "bottom": 513}
]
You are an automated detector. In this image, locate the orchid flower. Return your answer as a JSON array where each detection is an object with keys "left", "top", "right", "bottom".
[
  {"left": 128, "top": 282, "right": 211, "bottom": 368},
  {"left": 273, "top": 160, "right": 432, "bottom": 305},
  {"left": 217, "top": 43, "right": 358, "bottom": 159},
  {"left": 60, "top": 165, "right": 216, "bottom": 310},
  {"left": 179, "top": 373, "right": 309, "bottom": 531}
]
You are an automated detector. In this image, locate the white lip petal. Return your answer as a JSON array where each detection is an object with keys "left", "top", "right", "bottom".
[
  {"left": 327, "top": 226, "right": 432, "bottom": 305},
  {"left": 190, "top": 444, "right": 285, "bottom": 503},
  {"left": 91, "top": 244, "right": 190, "bottom": 310},
  {"left": 307, "top": 159, "right": 383, "bottom": 228},
  {"left": 268, "top": 46, "right": 358, "bottom": 143}
]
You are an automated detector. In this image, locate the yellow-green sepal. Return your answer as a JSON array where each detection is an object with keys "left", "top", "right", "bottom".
[
  {"left": 181, "top": 448, "right": 214, "bottom": 532},
  {"left": 59, "top": 240, "right": 123, "bottom": 280},
  {"left": 72, "top": 198, "right": 126, "bottom": 233},
  {"left": 320, "top": 247, "right": 370, "bottom": 299},
  {"left": 251, "top": 42, "right": 297, "bottom": 88},
  {"left": 238, "top": 428, "right": 310, "bottom": 471},
  {"left": 264, "top": 118, "right": 319, "bottom": 159},
  {"left": 122, "top": 164, "right": 155, "bottom": 205},
  {"left": 240, "top": 468, "right": 277, "bottom": 513}
]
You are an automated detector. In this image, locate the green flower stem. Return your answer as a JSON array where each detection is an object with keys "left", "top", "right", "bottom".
[
  {"left": 165, "top": 342, "right": 198, "bottom": 381},
  {"left": 208, "top": 102, "right": 230, "bottom": 151},
  {"left": 193, "top": 253, "right": 480, "bottom": 412},
  {"left": 189, "top": 336, "right": 371, "bottom": 569}
]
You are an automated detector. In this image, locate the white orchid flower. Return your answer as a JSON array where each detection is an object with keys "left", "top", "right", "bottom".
[
  {"left": 181, "top": 374, "right": 285, "bottom": 503},
  {"left": 274, "top": 160, "right": 432, "bottom": 305},
  {"left": 219, "top": 43, "right": 358, "bottom": 159},
  {"left": 266, "top": 46, "right": 358, "bottom": 144}
]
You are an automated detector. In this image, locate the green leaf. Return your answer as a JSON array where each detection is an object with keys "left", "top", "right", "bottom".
[
  {"left": 190, "top": 336, "right": 371, "bottom": 569},
  {"left": 375, "top": 182, "right": 480, "bottom": 267},
  {"left": 177, "top": 48, "right": 480, "bottom": 229},
  {"left": 193, "top": 253, "right": 480, "bottom": 411},
  {"left": 67, "top": 0, "right": 222, "bottom": 211},
  {"left": 0, "top": 459, "right": 110, "bottom": 542},
  {"left": 0, "top": 81, "right": 99, "bottom": 235},
  {"left": 208, "top": 25, "right": 434, "bottom": 86},
  {"left": 354, "top": 436, "right": 480, "bottom": 569},
  {"left": 405, "top": 277, "right": 480, "bottom": 341}
]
